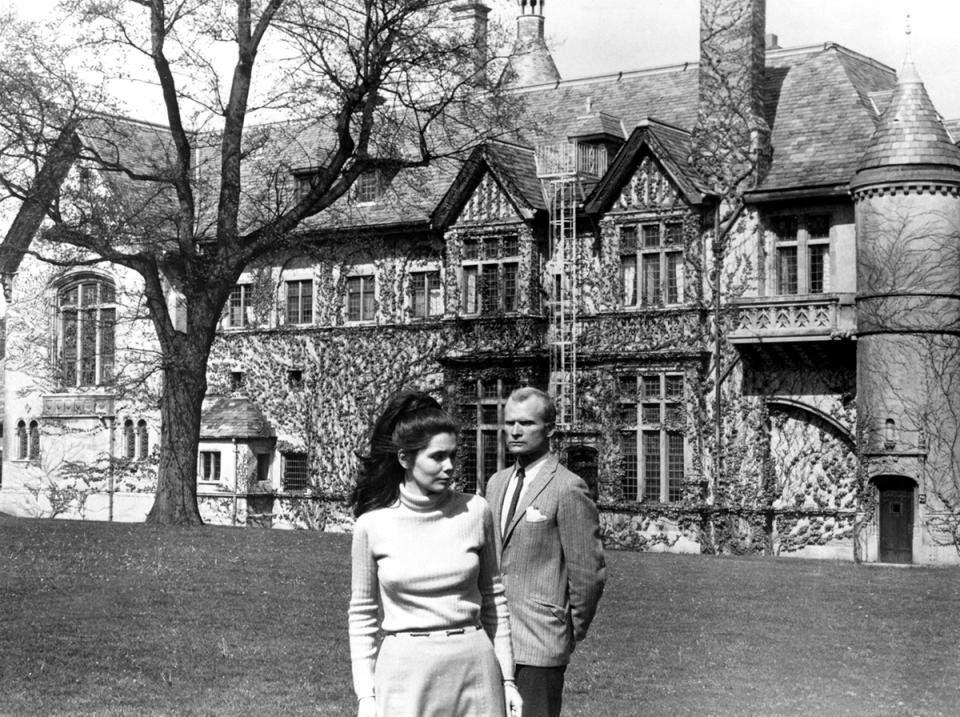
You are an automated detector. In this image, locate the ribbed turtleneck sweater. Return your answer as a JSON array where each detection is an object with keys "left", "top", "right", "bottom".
[{"left": 348, "top": 484, "right": 514, "bottom": 700}]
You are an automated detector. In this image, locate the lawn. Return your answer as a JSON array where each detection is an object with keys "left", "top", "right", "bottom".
[{"left": 1, "top": 515, "right": 958, "bottom": 716}]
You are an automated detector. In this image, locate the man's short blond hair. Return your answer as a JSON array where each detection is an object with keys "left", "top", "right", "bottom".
[{"left": 507, "top": 386, "right": 556, "bottom": 425}]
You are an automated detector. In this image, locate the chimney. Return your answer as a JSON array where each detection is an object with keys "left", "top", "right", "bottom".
[
  {"left": 691, "top": 0, "right": 771, "bottom": 193},
  {"left": 765, "top": 32, "right": 780, "bottom": 50},
  {"left": 499, "top": 0, "right": 560, "bottom": 88},
  {"left": 452, "top": 2, "right": 491, "bottom": 78}
]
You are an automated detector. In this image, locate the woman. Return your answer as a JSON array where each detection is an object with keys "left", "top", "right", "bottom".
[{"left": 348, "top": 390, "right": 523, "bottom": 717}]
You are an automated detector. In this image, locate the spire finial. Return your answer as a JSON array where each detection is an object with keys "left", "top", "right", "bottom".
[{"left": 900, "top": 13, "right": 921, "bottom": 84}]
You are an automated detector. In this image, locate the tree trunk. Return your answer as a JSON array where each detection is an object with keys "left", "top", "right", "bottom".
[{"left": 146, "top": 350, "right": 209, "bottom": 525}]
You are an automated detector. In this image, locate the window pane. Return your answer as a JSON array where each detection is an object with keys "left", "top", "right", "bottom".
[
  {"left": 641, "top": 253, "right": 661, "bottom": 305},
  {"left": 807, "top": 215, "right": 830, "bottom": 239},
  {"left": 459, "top": 433, "right": 477, "bottom": 494},
  {"left": 100, "top": 308, "right": 115, "bottom": 384},
  {"left": 665, "top": 251, "right": 682, "bottom": 304},
  {"left": 124, "top": 420, "right": 135, "bottom": 459},
  {"left": 502, "top": 236, "right": 519, "bottom": 257},
  {"left": 463, "top": 238, "right": 480, "bottom": 260},
  {"left": 773, "top": 216, "right": 798, "bottom": 241},
  {"left": 643, "top": 431, "right": 660, "bottom": 501},
  {"left": 809, "top": 244, "right": 829, "bottom": 294},
  {"left": 482, "top": 236, "right": 500, "bottom": 260},
  {"left": 481, "top": 404, "right": 499, "bottom": 425},
  {"left": 137, "top": 420, "right": 149, "bottom": 461},
  {"left": 427, "top": 272, "right": 442, "bottom": 316},
  {"left": 503, "top": 263, "right": 518, "bottom": 312},
  {"left": 618, "top": 403, "right": 637, "bottom": 424},
  {"left": 641, "top": 403, "right": 661, "bottom": 424},
  {"left": 776, "top": 247, "right": 798, "bottom": 295},
  {"left": 17, "top": 421, "right": 27, "bottom": 460},
  {"left": 665, "top": 375, "right": 683, "bottom": 399},
  {"left": 618, "top": 375, "right": 636, "bottom": 397},
  {"left": 642, "top": 224, "right": 659, "bottom": 248},
  {"left": 641, "top": 375, "right": 660, "bottom": 399},
  {"left": 346, "top": 277, "right": 361, "bottom": 321},
  {"left": 283, "top": 453, "right": 309, "bottom": 490},
  {"left": 667, "top": 432, "right": 684, "bottom": 502},
  {"left": 664, "top": 223, "right": 683, "bottom": 245},
  {"left": 62, "top": 309, "right": 77, "bottom": 387},
  {"left": 481, "top": 264, "right": 499, "bottom": 313},
  {"left": 620, "top": 226, "right": 637, "bottom": 252},
  {"left": 362, "top": 277, "right": 375, "bottom": 320},
  {"left": 620, "top": 254, "right": 637, "bottom": 306},
  {"left": 411, "top": 273, "right": 427, "bottom": 317},
  {"left": 229, "top": 286, "right": 247, "bottom": 326},
  {"left": 621, "top": 433, "right": 638, "bottom": 501},
  {"left": 80, "top": 308, "right": 97, "bottom": 385},
  {"left": 481, "top": 430, "right": 499, "bottom": 489},
  {"left": 463, "top": 266, "right": 479, "bottom": 314},
  {"left": 29, "top": 422, "right": 40, "bottom": 460}
]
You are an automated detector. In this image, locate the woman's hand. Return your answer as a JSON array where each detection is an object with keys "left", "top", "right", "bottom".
[
  {"left": 356, "top": 695, "right": 376, "bottom": 717},
  {"left": 504, "top": 680, "right": 523, "bottom": 716}
]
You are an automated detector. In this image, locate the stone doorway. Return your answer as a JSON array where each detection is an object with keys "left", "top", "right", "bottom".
[{"left": 875, "top": 476, "right": 915, "bottom": 564}]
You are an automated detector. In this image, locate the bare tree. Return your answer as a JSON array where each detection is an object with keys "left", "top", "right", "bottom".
[{"left": 0, "top": 0, "right": 516, "bottom": 524}]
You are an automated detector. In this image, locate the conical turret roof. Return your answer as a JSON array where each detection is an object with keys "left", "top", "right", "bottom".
[{"left": 853, "top": 52, "right": 960, "bottom": 186}]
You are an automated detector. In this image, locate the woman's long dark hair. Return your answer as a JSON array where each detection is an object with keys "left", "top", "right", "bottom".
[{"left": 351, "top": 390, "right": 459, "bottom": 517}]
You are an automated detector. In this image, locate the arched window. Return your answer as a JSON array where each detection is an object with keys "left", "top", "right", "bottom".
[
  {"left": 123, "top": 419, "right": 135, "bottom": 459},
  {"left": 137, "top": 420, "right": 149, "bottom": 460},
  {"left": 57, "top": 276, "right": 116, "bottom": 387},
  {"left": 28, "top": 421, "right": 40, "bottom": 460},
  {"left": 16, "top": 420, "right": 27, "bottom": 459}
]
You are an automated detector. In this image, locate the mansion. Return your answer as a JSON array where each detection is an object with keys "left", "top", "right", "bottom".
[{"left": 2, "top": 0, "right": 960, "bottom": 564}]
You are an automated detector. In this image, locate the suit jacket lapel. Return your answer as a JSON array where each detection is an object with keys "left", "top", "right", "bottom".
[{"left": 502, "top": 454, "right": 558, "bottom": 547}]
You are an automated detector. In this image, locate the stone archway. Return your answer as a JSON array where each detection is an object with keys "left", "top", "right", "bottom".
[{"left": 873, "top": 475, "right": 916, "bottom": 564}]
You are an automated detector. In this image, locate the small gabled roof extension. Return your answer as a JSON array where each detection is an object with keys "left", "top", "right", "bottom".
[
  {"left": 584, "top": 118, "right": 711, "bottom": 214},
  {"left": 431, "top": 140, "right": 545, "bottom": 230},
  {"left": 200, "top": 395, "right": 275, "bottom": 440}
]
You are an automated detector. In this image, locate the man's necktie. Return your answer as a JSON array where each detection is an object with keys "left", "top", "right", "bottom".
[{"left": 504, "top": 464, "right": 525, "bottom": 527}]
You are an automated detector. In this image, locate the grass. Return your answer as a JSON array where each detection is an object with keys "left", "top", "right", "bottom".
[{"left": 1, "top": 516, "right": 959, "bottom": 716}]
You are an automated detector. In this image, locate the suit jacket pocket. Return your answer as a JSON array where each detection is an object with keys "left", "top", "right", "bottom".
[{"left": 532, "top": 598, "right": 568, "bottom": 625}]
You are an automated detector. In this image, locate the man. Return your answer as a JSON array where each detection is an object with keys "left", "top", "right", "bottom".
[{"left": 486, "top": 387, "right": 605, "bottom": 717}]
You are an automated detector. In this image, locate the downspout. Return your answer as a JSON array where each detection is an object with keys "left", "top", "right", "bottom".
[
  {"left": 232, "top": 438, "right": 239, "bottom": 526},
  {"left": 100, "top": 415, "right": 116, "bottom": 521}
]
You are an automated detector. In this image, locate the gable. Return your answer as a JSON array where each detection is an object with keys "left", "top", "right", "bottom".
[
  {"left": 454, "top": 170, "right": 524, "bottom": 225},
  {"left": 611, "top": 155, "right": 684, "bottom": 212}
]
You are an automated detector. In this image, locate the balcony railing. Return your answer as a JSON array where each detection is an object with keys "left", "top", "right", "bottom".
[
  {"left": 535, "top": 142, "right": 608, "bottom": 178},
  {"left": 728, "top": 294, "right": 855, "bottom": 343}
]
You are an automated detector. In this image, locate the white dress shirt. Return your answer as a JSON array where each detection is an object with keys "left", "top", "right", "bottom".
[{"left": 500, "top": 453, "right": 549, "bottom": 535}]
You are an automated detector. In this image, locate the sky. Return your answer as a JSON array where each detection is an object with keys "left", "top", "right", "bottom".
[{"left": 7, "top": 0, "right": 960, "bottom": 118}]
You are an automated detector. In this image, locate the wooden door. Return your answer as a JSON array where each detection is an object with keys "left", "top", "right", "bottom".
[{"left": 879, "top": 487, "right": 913, "bottom": 564}]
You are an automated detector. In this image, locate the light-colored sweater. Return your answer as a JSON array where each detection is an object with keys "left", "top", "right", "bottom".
[{"left": 348, "top": 484, "right": 515, "bottom": 700}]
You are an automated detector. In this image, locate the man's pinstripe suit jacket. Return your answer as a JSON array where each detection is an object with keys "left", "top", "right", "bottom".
[{"left": 485, "top": 453, "right": 605, "bottom": 667}]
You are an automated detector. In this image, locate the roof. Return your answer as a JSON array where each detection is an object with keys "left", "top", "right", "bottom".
[
  {"left": 200, "top": 395, "right": 275, "bottom": 440},
  {"left": 852, "top": 57, "right": 960, "bottom": 187}
]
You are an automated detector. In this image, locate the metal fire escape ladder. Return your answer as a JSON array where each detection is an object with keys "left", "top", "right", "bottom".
[{"left": 549, "top": 174, "right": 579, "bottom": 429}]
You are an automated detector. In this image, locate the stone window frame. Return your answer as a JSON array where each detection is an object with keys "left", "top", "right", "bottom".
[
  {"left": 459, "top": 233, "right": 520, "bottom": 316},
  {"left": 224, "top": 283, "right": 253, "bottom": 329},
  {"left": 284, "top": 277, "right": 314, "bottom": 325},
  {"left": 618, "top": 220, "right": 685, "bottom": 309},
  {"left": 198, "top": 450, "right": 221, "bottom": 483},
  {"left": 344, "top": 271, "right": 377, "bottom": 323},
  {"left": 407, "top": 267, "right": 444, "bottom": 320},
  {"left": 123, "top": 418, "right": 150, "bottom": 461},
  {"left": 767, "top": 212, "right": 833, "bottom": 296},
  {"left": 15, "top": 419, "right": 41, "bottom": 461},
  {"left": 282, "top": 451, "right": 309, "bottom": 491},
  {"left": 618, "top": 371, "right": 685, "bottom": 503},
  {"left": 458, "top": 375, "right": 519, "bottom": 494},
  {"left": 54, "top": 273, "right": 117, "bottom": 389}
]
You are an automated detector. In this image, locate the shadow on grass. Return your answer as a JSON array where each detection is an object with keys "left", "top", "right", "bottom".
[{"left": 1, "top": 516, "right": 958, "bottom": 716}]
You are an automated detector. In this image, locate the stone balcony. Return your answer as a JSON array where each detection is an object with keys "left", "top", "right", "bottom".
[{"left": 728, "top": 294, "right": 856, "bottom": 344}]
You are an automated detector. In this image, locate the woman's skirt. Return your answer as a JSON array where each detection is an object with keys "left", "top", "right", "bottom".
[{"left": 374, "top": 625, "right": 506, "bottom": 717}]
